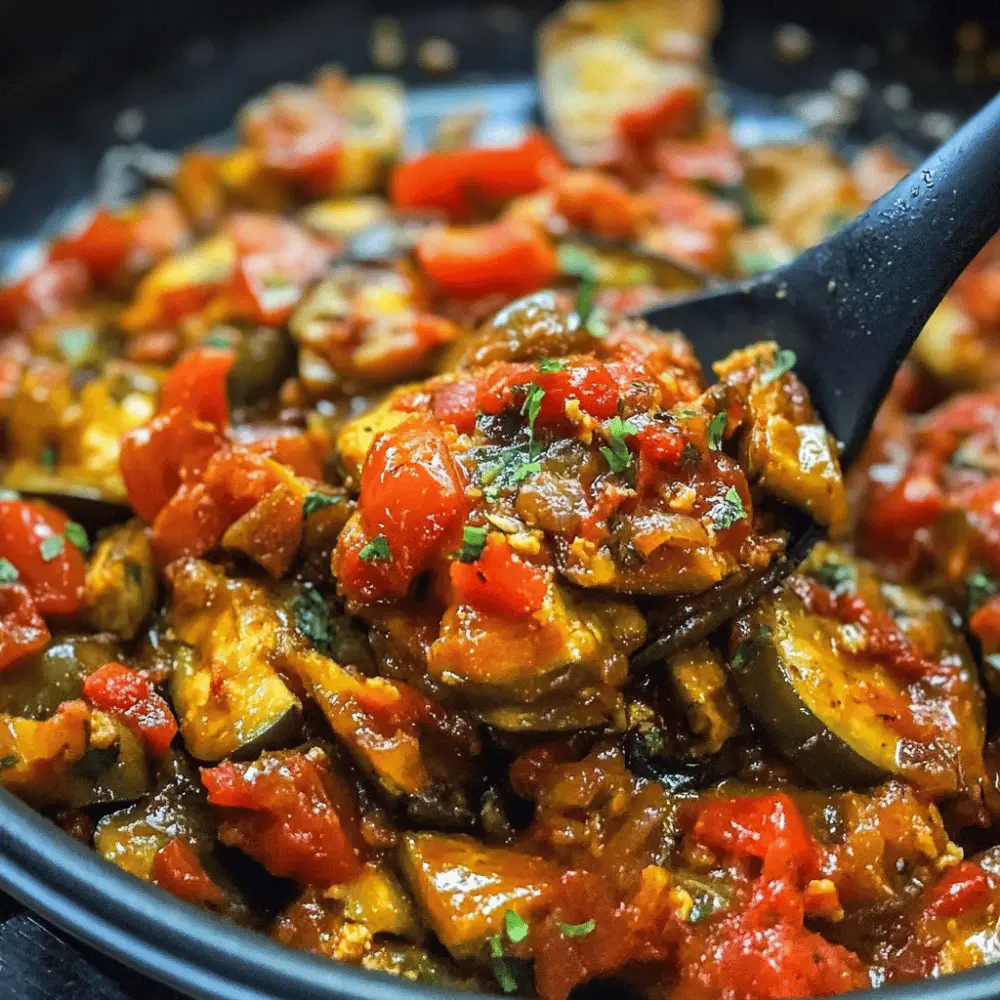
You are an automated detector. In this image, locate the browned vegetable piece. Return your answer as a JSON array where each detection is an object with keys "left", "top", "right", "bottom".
[
  {"left": 272, "top": 887, "right": 374, "bottom": 962},
  {"left": 166, "top": 560, "right": 302, "bottom": 762},
  {"left": 727, "top": 544, "right": 986, "bottom": 797},
  {"left": 666, "top": 640, "right": 740, "bottom": 755},
  {"left": 85, "top": 519, "right": 157, "bottom": 639},
  {"left": 221, "top": 483, "right": 304, "bottom": 578},
  {"left": 398, "top": 833, "right": 557, "bottom": 960},
  {"left": 323, "top": 860, "right": 422, "bottom": 940},
  {"left": 361, "top": 941, "right": 489, "bottom": 989}
]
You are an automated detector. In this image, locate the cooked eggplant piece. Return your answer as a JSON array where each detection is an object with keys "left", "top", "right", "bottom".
[
  {"left": 65, "top": 715, "right": 151, "bottom": 808},
  {"left": 226, "top": 326, "right": 296, "bottom": 409},
  {"left": 336, "top": 77, "right": 406, "bottom": 194},
  {"left": 85, "top": 519, "right": 157, "bottom": 640},
  {"left": 666, "top": 641, "right": 741, "bottom": 756},
  {"left": 726, "top": 545, "right": 986, "bottom": 796},
  {"left": 166, "top": 559, "right": 302, "bottom": 762},
  {"left": 323, "top": 860, "right": 422, "bottom": 941},
  {"left": 0, "top": 633, "right": 120, "bottom": 719},
  {"left": 398, "top": 833, "right": 557, "bottom": 960}
]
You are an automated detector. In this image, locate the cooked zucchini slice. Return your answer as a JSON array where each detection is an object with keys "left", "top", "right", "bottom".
[
  {"left": 166, "top": 560, "right": 302, "bottom": 762},
  {"left": 727, "top": 545, "right": 985, "bottom": 796},
  {"left": 398, "top": 833, "right": 557, "bottom": 960},
  {"left": 85, "top": 519, "right": 157, "bottom": 640}
]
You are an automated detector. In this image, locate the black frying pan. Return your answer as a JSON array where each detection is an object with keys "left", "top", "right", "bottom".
[{"left": 1, "top": 2, "right": 999, "bottom": 999}]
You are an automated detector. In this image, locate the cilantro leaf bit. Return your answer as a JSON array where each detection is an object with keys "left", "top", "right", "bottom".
[
  {"left": 966, "top": 570, "right": 998, "bottom": 617},
  {"left": 710, "top": 487, "right": 746, "bottom": 530},
  {"left": 512, "top": 461, "right": 541, "bottom": 484},
  {"left": 489, "top": 934, "right": 518, "bottom": 994},
  {"left": 39, "top": 535, "right": 65, "bottom": 562},
  {"left": 761, "top": 349, "right": 797, "bottom": 385},
  {"left": 292, "top": 587, "right": 334, "bottom": 654},
  {"left": 504, "top": 909, "right": 529, "bottom": 944},
  {"left": 576, "top": 276, "right": 597, "bottom": 323},
  {"left": 475, "top": 444, "right": 538, "bottom": 499},
  {"left": 202, "top": 331, "right": 232, "bottom": 348},
  {"left": 359, "top": 535, "right": 392, "bottom": 563},
  {"left": 520, "top": 382, "right": 545, "bottom": 448},
  {"left": 0, "top": 558, "right": 18, "bottom": 583},
  {"left": 39, "top": 444, "right": 58, "bottom": 471},
  {"left": 600, "top": 416, "right": 638, "bottom": 475},
  {"left": 557, "top": 243, "right": 599, "bottom": 279},
  {"left": 730, "top": 624, "right": 772, "bottom": 671},
  {"left": 813, "top": 560, "right": 856, "bottom": 596},
  {"left": 557, "top": 919, "right": 596, "bottom": 938},
  {"left": 455, "top": 525, "right": 488, "bottom": 564},
  {"left": 585, "top": 309, "right": 609, "bottom": 338},
  {"left": 707, "top": 411, "right": 727, "bottom": 452},
  {"left": 65, "top": 521, "right": 89, "bottom": 554},
  {"left": 302, "top": 491, "right": 342, "bottom": 519},
  {"left": 538, "top": 358, "right": 565, "bottom": 374},
  {"left": 699, "top": 181, "right": 766, "bottom": 227},
  {"left": 734, "top": 249, "right": 783, "bottom": 276}
]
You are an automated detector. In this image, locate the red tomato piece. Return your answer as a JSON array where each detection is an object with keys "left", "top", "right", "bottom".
[
  {"left": 552, "top": 170, "right": 646, "bottom": 241},
  {"left": 202, "top": 449, "right": 284, "bottom": 522},
  {"left": 201, "top": 752, "right": 364, "bottom": 886},
  {"left": 431, "top": 378, "right": 479, "bottom": 434},
  {"left": 635, "top": 422, "right": 686, "bottom": 464},
  {"left": 245, "top": 431, "right": 327, "bottom": 481},
  {"left": 0, "top": 584, "right": 50, "bottom": 671},
  {"left": 49, "top": 208, "right": 136, "bottom": 284},
  {"left": 416, "top": 220, "right": 558, "bottom": 300},
  {"left": 159, "top": 345, "right": 235, "bottom": 429},
  {"left": 0, "top": 261, "right": 91, "bottom": 333},
  {"left": 654, "top": 125, "right": 744, "bottom": 187},
  {"left": 82, "top": 661, "right": 178, "bottom": 755},
  {"left": 132, "top": 192, "right": 191, "bottom": 262},
  {"left": 970, "top": 596, "right": 1000, "bottom": 651},
  {"left": 357, "top": 418, "right": 467, "bottom": 584},
  {"left": 923, "top": 861, "right": 993, "bottom": 920},
  {"left": 150, "top": 482, "right": 227, "bottom": 565},
  {"left": 241, "top": 83, "right": 344, "bottom": 194},
  {"left": 390, "top": 131, "right": 562, "bottom": 221},
  {"left": 120, "top": 406, "right": 226, "bottom": 524},
  {"left": 693, "top": 793, "right": 815, "bottom": 881},
  {"left": 618, "top": 86, "right": 701, "bottom": 146},
  {"left": 958, "top": 264, "right": 1000, "bottom": 325},
  {"left": 152, "top": 838, "right": 224, "bottom": 907},
  {"left": 450, "top": 534, "right": 550, "bottom": 616},
  {"left": 862, "top": 451, "right": 944, "bottom": 546},
  {"left": 0, "top": 500, "right": 86, "bottom": 616}
]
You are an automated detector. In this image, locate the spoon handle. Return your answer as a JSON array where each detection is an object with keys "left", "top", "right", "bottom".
[{"left": 790, "top": 92, "right": 1000, "bottom": 460}]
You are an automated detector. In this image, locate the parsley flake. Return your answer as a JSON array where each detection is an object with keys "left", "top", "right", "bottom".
[
  {"left": 39, "top": 444, "right": 57, "bottom": 471},
  {"left": 643, "top": 726, "right": 664, "bottom": 756},
  {"left": 202, "top": 331, "right": 232, "bottom": 348},
  {"left": 359, "top": 535, "right": 392, "bottom": 562},
  {"left": 520, "top": 383, "right": 545, "bottom": 444},
  {"left": 538, "top": 358, "right": 566, "bottom": 374},
  {"left": 489, "top": 934, "right": 517, "bottom": 994},
  {"left": 291, "top": 588, "right": 334, "bottom": 654},
  {"left": 455, "top": 525, "right": 488, "bottom": 563},
  {"left": 600, "top": 416, "right": 638, "bottom": 475},
  {"left": 557, "top": 243, "right": 598, "bottom": 279},
  {"left": 710, "top": 487, "right": 746, "bottom": 530},
  {"left": 966, "top": 570, "right": 998, "bottom": 617},
  {"left": 707, "top": 411, "right": 727, "bottom": 451},
  {"left": 302, "top": 491, "right": 342, "bottom": 519},
  {"left": 761, "top": 349, "right": 797, "bottom": 385},
  {"left": 576, "top": 277, "right": 597, "bottom": 323},
  {"left": 65, "top": 521, "right": 89, "bottom": 553},
  {"left": 557, "top": 919, "right": 596, "bottom": 938},
  {"left": 813, "top": 560, "right": 855, "bottom": 595},
  {"left": 39, "top": 535, "right": 65, "bottom": 561},
  {"left": 585, "top": 309, "right": 609, "bottom": 338},
  {"left": 512, "top": 461, "right": 541, "bottom": 483},
  {"left": 504, "top": 910, "right": 529, "bottom": 944},
  {"left": 0, "top": 558, "right": 18, "bottom": 583}
]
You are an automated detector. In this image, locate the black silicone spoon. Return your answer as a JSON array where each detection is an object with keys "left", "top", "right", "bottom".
[{"left": 632, "top": 92, "right": 1000, "bottom": 669}]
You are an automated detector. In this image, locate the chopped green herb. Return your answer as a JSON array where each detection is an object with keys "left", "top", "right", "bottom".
[
  {"left": 0, "top": 488, "right": 20, "bottom": 501},
  {"left": 302, "top": 491, "right": 342, "bottom": 518},
  {"left": 585, "top": 309, "right": 609, "bottom": 338},
  {"left": 761, "top": 349, "right": 797, "bottom": 385},
  {"left": 475, "top": 444, "right": 536, "bottom": 499},
  {"left": 489, "top": 934, "right": 517, "bottom": 994},
  {"left": 455, "top": 525, "right": 488, "bottom": 563},
  {"left": 512, "top": 460, "right": 541, "bottom": 483},
  {"left": 813, "top": 560, "right": 856, "bottom": 595},
  {"left": 557, "top": 919, "right": 596, "bottom": 938},
  {"left": 679, "top": 442, "right": 702, "bottom": 468},
  {"left": 707, "top": 411, "right": 727, "bottom": 451},
  {"left": 0, "top": 754, "right": 19, "bottom": 770},
  {"left": 600, "top": 416, "right": 638, "bottom": 475},
  {"left": 671, "top": 408, "right": 698, "bottom": 420},
  {"left": 730, "top": 639, "right": 755, "bottom": 671},
  {"left": 520, "top": 383, "right": 545, "bottom": 444},
  {"left": 65, "top": 521, "right": 89, "bottom": 554},
  {"left": 57, "top": 327, "right": 96, "bottom": 364},
  {"left": 39, "top": 535, "right": 65, "bottom": 561},
  {"left": 557, "top": 243, "right": 598, "bottom": 279},
  {"left": 538, "top": 358, "right": 566, "bottom": 374},
  {"left": 643, "top": 726, "right": 664, "bottom": 756},
  {"left": 39, "top": 444, "right": 57, "bottom": 471},
  {"left": 966, "top": 570, "right": 998, "bottom": 616},
  {"left": 202, "top": 331, "right": 232, "bottom": 348},
  {"left": 292, "top": 587, "right": 334, "bottom": 654},
  {"left": 73, "top": 744, "right": 120, "bottom": 778},
  {"left": 758, "top": 624, "right": 772, "bottom": 640},
  {"left": 710, "top": 487, "right": 746, "bottom": 530},
  {"left": 0, "top": 558, "right": 18, "bottom": 583},
  {"left": 504, "top": 909, "right": 529, "bottom": 944},
  {"left": 359, "top": 535, "right": 392, "bottom": 562},
  {"left": 734, "top": 249, "right": 782, "bottom": 276},
  {"left": 698, "top": 180, "right": 766, "bottom": 226},
  {"left": 576, "top": 276, "right": 597, "bottom": 323}
]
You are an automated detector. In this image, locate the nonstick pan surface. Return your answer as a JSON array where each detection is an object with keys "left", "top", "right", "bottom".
[{"left": 0, "top": 2, "right": 999, "bottom": 999}]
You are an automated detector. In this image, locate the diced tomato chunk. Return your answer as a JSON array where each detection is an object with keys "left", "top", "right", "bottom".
[
  {"left": 202, "top": 449, "right": 285, "bottom": 522},
  {"left": 862, "top": 451, "right": 944, "bottom": 550},
  {"left": 618, "top": 86, "right": 701, "bottom": 146},
  {"left": 923, "top": 861, "right": 993, "bottom": 920},
  {"left": 201, "top": 752, "right": 364, "bottom": 886},
  {"left": 0, "top": 261, "right": 91, "bottom": 333},
  {"left": 390, "top": 132, "right": 562, "bottom": 221},
  {"left": 552, "top": 170, "right": 646, "bottom": 241},
  {"left": 416, "top": 220, "right": 558, "bottom": 300},
  {"left": 160, "top": 345, "right": 235, "bottom": 429},
  {"left": 450, "top": 534, "right": 550, "bottom": 616},
  {"left": 970, "top": 595, "right": 1000, "bottom": 650},
  {"left": 0, "top": 584, "right": 50, "bottom": 671},
  {"left": 431, "top": 378, "right": 479, "bottom": 435},
  {"left": 150, "top": 482, "right": 226, "bottom": 565},
  {"left": 152, "top": 838, "right": 224, "bottom": 907},
  {"left": 654, "top": 126, "right": 744, "bottom": 187},
  {"left": 82, "top": 661, "right": 178, "bottom": 755},
  {"left": 49, "top": 208, "right": 135, "bottom": 284},
  {"left": 0, "top": 500, "right": 86, "bottom": 616}
]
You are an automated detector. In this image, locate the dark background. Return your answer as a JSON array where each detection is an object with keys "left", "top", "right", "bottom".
[{"left": 0, "top": 1, "right": 998, "bottom": 997}]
